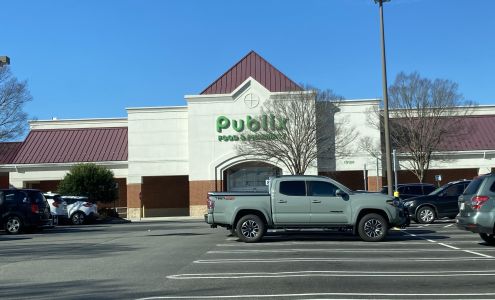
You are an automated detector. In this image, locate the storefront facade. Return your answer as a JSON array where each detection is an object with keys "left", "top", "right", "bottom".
[{"left": 1, "top": 51, "right": 494, "bottom": 219}]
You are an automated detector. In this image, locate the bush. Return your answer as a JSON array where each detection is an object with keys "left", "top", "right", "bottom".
[{"left": 58, "top": 163, "right": 117, "bottom": 204}]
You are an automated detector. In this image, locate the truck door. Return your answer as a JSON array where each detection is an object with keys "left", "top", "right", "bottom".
[
  {"left": 272, "top": 180, "right": 310, "bottom": 224},
  {"left": 308, "top": 180, "right": 350, "bottom": 224}
]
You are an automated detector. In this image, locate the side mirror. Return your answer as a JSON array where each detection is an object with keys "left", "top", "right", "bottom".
[{"left": 336, "top": 189, "right": 346, "bottom": 197}]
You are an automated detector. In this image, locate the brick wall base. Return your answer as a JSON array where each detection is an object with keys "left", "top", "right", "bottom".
[
  {"left": 127, "top": 207, "right": 142, "bottom": 220},
  {"left": 190, "top": 205, "right": 207, "bottom": 217}
]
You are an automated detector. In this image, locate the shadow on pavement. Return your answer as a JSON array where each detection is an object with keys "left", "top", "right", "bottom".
[{"left": 1, "top": 279, "right": 143, "bottom": 300}]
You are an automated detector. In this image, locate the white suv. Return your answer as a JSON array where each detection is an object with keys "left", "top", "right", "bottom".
[
  {"left": 44, "top": 192, "right": 68, "bottom": 225},
  {"left": 61, "top": 196, "right": 99, "bottom": 225}
]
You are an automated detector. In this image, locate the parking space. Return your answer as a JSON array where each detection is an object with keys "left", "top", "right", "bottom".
[
  {"left": 152, "top": 221, "right": 495, "bottom": 299},
  {"left": 2, "top": 220, "right": 495, "bottom": 299}
]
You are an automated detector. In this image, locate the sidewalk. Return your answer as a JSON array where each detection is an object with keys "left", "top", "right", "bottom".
[{"left": 126, "top": 216, "right": 204, "bottom": 222}]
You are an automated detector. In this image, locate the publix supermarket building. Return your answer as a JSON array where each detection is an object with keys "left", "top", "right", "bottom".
[{"left": 1, "top": 51, "right": 495, "bottom": 219}]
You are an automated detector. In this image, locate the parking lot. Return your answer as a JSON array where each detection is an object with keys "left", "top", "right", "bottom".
[{"left": 2, "top": 219, "right": 495, "bottom": 299}]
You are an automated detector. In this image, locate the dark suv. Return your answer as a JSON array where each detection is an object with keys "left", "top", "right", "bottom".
[
  {"left": 404, "top": 180, "right": 471, "bottom": 224},
  {"left": 457, "top": 173, "right": 495, "bottom": 244},
  {"left": 0, "top": 189, "right": 52, "bottom": 234},
  {"left": 381, "top": 183, "right": 436, "bottom": 200}
]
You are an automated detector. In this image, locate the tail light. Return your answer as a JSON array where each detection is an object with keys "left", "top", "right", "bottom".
[
  {"left": 31, "top": 203, "right": 39, "bottom": 214},
  {"left": 207, "top": 197, "right": 215, "bottom": 209},
  {"left": 83, "top": 202, "right": 93, "bottom": 207},
  {"left": 471, "top": 196, "right": 489, "bottom": 210}
]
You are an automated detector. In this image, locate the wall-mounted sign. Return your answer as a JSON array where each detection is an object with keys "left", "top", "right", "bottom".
[{"left": 216, "top": 115, "right": 288, "bottom": 142}]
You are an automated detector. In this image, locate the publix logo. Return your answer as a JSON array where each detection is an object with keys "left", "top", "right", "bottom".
[{"left": 216, "top": 115, "right": 288, "bottom": 142}]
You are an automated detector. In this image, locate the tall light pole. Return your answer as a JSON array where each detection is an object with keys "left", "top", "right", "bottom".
[{"left": 374, "top": 0, "right": 393, "bottom": 196}]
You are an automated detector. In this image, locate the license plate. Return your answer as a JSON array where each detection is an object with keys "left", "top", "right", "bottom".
[{"left": 460, "top": 202, "right": 465, "bottom": 210}]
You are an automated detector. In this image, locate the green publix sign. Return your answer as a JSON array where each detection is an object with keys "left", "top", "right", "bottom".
[{"left": 216, "top": 115, "right": 288, "bottom": 142}]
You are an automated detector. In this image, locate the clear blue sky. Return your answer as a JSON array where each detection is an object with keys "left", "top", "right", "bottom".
[{"left": 2, "top": 0, "right": 494, "bottom": 122}]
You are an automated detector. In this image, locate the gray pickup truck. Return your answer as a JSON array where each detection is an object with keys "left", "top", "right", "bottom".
[{"left": 205, "top": 175, "right": 409, "bottom": 242}]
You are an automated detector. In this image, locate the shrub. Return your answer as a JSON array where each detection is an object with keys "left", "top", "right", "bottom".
[{"left": 58, "top": 163, "right": 117, "bottom": 204}]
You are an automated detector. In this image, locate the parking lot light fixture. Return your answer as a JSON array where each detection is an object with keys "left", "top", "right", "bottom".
[{"left": 373, "top": 0, "right": 394, "bottom": 196}]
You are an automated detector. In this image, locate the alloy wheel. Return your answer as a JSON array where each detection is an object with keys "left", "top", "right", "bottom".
[
  {"left": 240, "top": 220, "right": 260, "bottom": 238},
  {"left": 419, "top": 208, "right": 434, "bottom": 223},
  {"left": 6, "top": 218, "right": 21, "bottom": 233},
  {"left": 364, "top": 218, "right": 383, "bottom": 238}
]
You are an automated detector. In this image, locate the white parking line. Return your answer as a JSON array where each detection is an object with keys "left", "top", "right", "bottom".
[
  {"left": 194, "top": 257, "right": 495, "bottom": 263},
  {"left": 167, "top": 269, "right": 495, "bottom": 279},
  {"left": 137, "top": 292, "right": 495, "bottom": 299},
  {"left": 208, "top": 248, "right": 469, "bottom": 254},
  {"left": 444, "top": 224, "right": 454, "bottom": 228},
  {"left": 403, "top": 230, "right": 494, "bottom": 259}
]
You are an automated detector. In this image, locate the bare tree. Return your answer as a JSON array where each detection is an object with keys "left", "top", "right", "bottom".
[
  {"left": 0, "top": 66, "right": 32, "bottom": 141},
  {"left": 235, "top": 86, "right": 357, "bottom": 175},
  {"left": 366, "top": 72, "right": 474, "bottom": 182}
]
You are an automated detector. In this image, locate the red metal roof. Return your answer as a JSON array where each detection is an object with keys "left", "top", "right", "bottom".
[
  {"left": 392, "top": 115, "right": 495, "bottom": 152},
  {"left": 0, "top": 142, "right": 23, "bottom": 164},
  {"left": 201, "top": 51, "right": 302, "bottom": 95},
  {"left": 437, "top": 115, "right": 495, "bottom": 151},
  {"left": 12, "top": 127, "right": 128, "bottom": 164}
]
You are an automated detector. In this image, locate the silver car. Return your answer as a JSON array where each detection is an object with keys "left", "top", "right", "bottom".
[{"left": 456, "top": 173, "right": 495, "bottom": 244}]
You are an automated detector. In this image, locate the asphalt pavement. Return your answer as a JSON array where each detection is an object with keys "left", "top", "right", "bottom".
[{"left": 1, "top": 219, "right": 495, "bottom": 299}]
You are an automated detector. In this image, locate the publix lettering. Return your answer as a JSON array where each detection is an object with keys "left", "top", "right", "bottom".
[{"left": 216, "top": 115, "right": 288, "bottom": 133}]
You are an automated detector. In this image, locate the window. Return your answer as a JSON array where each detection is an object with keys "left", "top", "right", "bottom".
[
  {"left": 444, "top": 184, "right": 463, "bottom": 197},
  {"left": 308, "top": 181, "right": 337, "bottom": 197},
  {"left": 279, "top": 181, "right": 306, "bottom": 196},
  {"left": 4, "top": 191, "right": 15, "bottom": 203},
  {"left": 27, "top": 191, "right": 46, "bottom": 204},
  {"left": 465, "top": 177, "right": 484, "bottom": 195},
  {"left": 15, "top": 191, "right": 28, "bottom": 203}
]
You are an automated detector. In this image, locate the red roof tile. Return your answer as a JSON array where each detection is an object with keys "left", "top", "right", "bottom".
[
  {"left": 201, "top": 51, "right": 302, "bottom": 95},
  {"left": 0, "top": 142, "right": 23, "bottom": 164},
  {"left": 12, "top": 127, "right": 128, "bottom": 164}
]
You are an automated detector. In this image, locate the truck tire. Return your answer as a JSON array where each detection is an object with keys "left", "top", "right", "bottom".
[
  {"left": 357, "top": 213, "right": 388, "bottom": 242},
  {"left": 236, "top": 214, "right": 265, "bottom": 243},
  {"left": 480, "top": 233, "right": 495, "bottom": 245}
]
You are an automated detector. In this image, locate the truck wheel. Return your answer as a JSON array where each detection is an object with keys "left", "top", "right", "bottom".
[
  {"left": 416, "top": 206, "right": 436, "bottom": 224},
  {"left": 236, "top": 214, "right": 265, "bottom": 243},
  {"left": 358, "top": 213, "right": 388, "bottom": 242},
  {"left": 480, "top": 233, "right": 495, "bottom": 245}
]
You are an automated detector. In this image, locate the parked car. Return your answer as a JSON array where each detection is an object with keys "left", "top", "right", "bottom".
[
  {"left": 0, "top": 189, "right": 52, "bottom": 234},
  {"left": 456, "top": 173, "right": 495, "bottom": 244},
  {"left": 380, "top": 183, "right": 436, "bottom": 200},
  {"left": 44, "top": 192, "right": 68, "bottom": 225},
  {"left": 61, "top": 196, "right": 98, "bottom": 225},
  {"left": 404, "top": 180, "right": 471, "bottom": 224}
]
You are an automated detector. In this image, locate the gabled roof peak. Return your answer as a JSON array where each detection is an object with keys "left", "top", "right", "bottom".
[{"left": 201, "top": 51, "right": 302, "bottom": 95}]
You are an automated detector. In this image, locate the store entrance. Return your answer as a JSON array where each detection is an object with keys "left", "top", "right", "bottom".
[{"left": 224, "top": 162, "right": 281, "bottom": 192}]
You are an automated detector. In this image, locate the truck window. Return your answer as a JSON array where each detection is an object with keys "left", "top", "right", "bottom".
[
  {"left": 308, "top": 181, "right": 337, "bottom": 197},
  {"left": 279, "top": 181, "right": 306, "bottom": 196}
]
